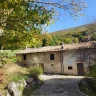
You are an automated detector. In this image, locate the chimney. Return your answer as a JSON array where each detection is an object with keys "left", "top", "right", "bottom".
[
  {"left": 26, "top": 46, "right": 27, "bottom": 50},
  {"left": 61, "top": 42, "right": 64, "bottom": 49}
]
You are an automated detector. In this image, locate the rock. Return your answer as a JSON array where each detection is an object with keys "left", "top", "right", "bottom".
[
  {"left": 8, "top": 89, "right": 22, "bottom": 96},
  {"left": 25, "top": 84, "right": 31, "bottom": 89},
  {"left": 32, "top": 82, "right": 35, "bottom": 86},
  {"left": 7, "top": 82, "right": 22, "bottom": 96},
  {"left": 7, "top": 92, "right": 11, "bottom": 96},
  {"left": 0, "top": 93, "right": 4, "bottom": 96},
  {"left": 26, "top": 78, "right": 33, "bottom": 85},
  {"left": 8, "top": 82, "right": 17, "bottom": 89}
]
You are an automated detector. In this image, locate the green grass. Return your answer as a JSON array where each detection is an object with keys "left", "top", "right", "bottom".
[
  {"left": 9, "top": 73, "right": 29, "bottom": 83},
  {"left": 0, "top": 50, "right": 18, "bottom": 56}
]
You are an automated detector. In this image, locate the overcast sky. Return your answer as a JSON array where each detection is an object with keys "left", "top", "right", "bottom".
[{"left": 48, "top": 0, "right": 96, "bottom": 33}]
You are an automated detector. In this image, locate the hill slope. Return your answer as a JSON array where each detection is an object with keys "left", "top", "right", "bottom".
[{"left": 50, "top": 23, "right": 96, "bottom": 36}]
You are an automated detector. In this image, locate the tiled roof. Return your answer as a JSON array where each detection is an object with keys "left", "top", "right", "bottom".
[{"left": 16, "top": 42, "right": 96, "bottom": 54}]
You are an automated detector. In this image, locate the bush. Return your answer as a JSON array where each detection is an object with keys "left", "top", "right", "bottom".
[
  {"left": 87, "top": 64, "right": 96, "bottom": 79},
  {"left": 29, "top": 66, "right": 43, "bottom": 78},
  {"left": 78, "top": 78, "right": 96, "bottom": 96},
  {"left": 0, "top": 52, "right": 9, "bottom": 67}
]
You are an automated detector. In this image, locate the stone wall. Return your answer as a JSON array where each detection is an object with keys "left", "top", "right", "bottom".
[
  {"left": 17, "top": 51, "right": 61, "bottom": 73},
  {"left": 62, "top": 50, "right": 89, "bottom": 75},
  {"left": 17, "top": 50, "right": 90, "bottom": 75}
]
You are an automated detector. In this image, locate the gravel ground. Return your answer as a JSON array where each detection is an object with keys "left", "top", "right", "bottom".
[{"left": 32, "top": 74, "right": 86, "bottom": 96}]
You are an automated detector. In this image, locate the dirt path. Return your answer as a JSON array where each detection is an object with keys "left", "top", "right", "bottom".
[{"left": 32, "top": 75, "right": 86, "bottom": 96}]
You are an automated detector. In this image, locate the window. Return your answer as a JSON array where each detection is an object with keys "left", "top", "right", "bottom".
[
  {"left": 23, "top": 54, "right": 26, "bottom": 60},
  {"left": 68, "top": 66, "right": 72, "bottom": 70},
  {"left": 50, "top": 54, "right": 54, "bottom": 60},
  {"left": 51, "top": 64, "right": 53, "bottom": 66}
]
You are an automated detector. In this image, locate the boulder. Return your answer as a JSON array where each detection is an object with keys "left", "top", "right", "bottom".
[
  {"left": 25, "top": 84, "right": 31, "bottom": 89},
  {"left": 7, "top": 92, "right": 11, "bottom": 96},
  {"left": 26, "top": 78, "right": 33, "bottom": 85},
  {"left": 8, "top": 82, "right": 17, "bottom": 89},
  {"left": 0, "top": 93, "right": 4, "bottom": 96},
  {"left": 7, "top": 82, "right": 22, "bottom": 96}
]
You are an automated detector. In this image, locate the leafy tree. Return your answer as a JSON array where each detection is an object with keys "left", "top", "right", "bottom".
[
  {"left": 63, "top": 38, "right": 73, "bottom": 44},
  {"left": 78, "top": 35, "right": 85, "bottom": 42},
  {"left": 91, "top": 34, "right": 96, "bottom": 41},
  {"left": 42, "top": 33, "right": 52, "bottom": 46},
  {"left": 0, "top": 0, "right": 54, "bottom": 49},
  {"left": 72, "top": 37, "right": 79, "bottom": 43},
  {"left": 0, "top": 0, "right": 87, "bottom": 49},
  {"left": 49, "top": 39, "right": 55, "bottom": 46},
  {"left": 0, "top": 0, "right": 87, "bottom": 64},
  {"left": 0, "top": 52, "right": 10, "bottom": 67},
  {"left": 26, "top": 33, "right": 43, "bottom": 48},
  {"left": 52, "top": 36, "right": 61, "bottom": 45}
]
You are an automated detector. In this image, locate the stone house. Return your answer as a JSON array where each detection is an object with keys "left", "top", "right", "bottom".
[{"left": 16, "top": 42, "right": 96, "bottom": 76}]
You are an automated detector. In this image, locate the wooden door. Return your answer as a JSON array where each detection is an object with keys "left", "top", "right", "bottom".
[{"left": 77, "top": 63, "right": 84, "bottom": 76}]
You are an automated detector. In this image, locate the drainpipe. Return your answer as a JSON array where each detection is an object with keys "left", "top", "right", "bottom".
[
  {"left": 62, "top": 51, "right": 64, "bottom": 73},
  {"left": 60, "top": 52, "right": 62, "bottom": 73},
  {"left": 60, "top": 50, "right": 64, "bottom": 73},
  {"left": 60, "top": 42, "right": 64, "bottom": 73}
]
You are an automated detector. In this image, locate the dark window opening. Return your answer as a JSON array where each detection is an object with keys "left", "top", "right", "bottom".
[
  {"left": 68, "top": 66, "right": 72, "bottom": 70},
  {"left": 51, "top": 64, "right": 53, "bottom": 66},
  {"left": 23, "top": 54, "right": 26, "bottom": 60},
  {"left": 50, "top": 54, "right": 54, "bottom": 60}
]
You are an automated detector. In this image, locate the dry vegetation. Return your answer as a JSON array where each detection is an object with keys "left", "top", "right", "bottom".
[
  {"left": 0, "top": 50, "right": 43, "bottom": 95},
  {"left": 0, "top": 60, "right": 28, "bottom": 95},
  {"left": 50, "top": 24, "right": 87, "bottom": 36},
  {"left": 50, "top": 23, "right": 96, "bottom": 36}
]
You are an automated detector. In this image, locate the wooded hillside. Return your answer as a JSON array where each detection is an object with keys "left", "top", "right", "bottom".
[{"left": 48, "top": 23, "right": 96, "bottom": 45}]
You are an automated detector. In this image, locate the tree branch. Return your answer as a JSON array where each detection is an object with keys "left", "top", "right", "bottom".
[{"left": 33, "top": 1, "right": 73, "bottom": 10}]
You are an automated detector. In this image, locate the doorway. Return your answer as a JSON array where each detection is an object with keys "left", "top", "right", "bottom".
[{"left": 77, "top": 63, "right": 84, "bottom": 76}]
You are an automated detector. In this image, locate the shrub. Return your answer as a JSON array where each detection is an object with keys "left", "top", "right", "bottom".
[
  {"left": 87, "top": 64, "right": 96, "bottom": 79},
  {"left": 29, "top": 66, "right": 43, "bottom": 78},
  {"left": 0, "top": 52, "right": 9, "bottom": 67}
]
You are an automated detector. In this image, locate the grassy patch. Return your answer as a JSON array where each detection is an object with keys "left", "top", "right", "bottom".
[
  {"left": 0, "top": 50, "right": 43, "bottom": 96},
  {"left": 8, "top": 73, "right": 29, "bottom": 83},
  {"left": 0, "top": 50, "right": 18, "bottom": 56},
  {"left": 0, "top": 60, "right": 29, "bottom": 95},
  {"left": 78, "top": 78, "right": 96, "bottom": 96}
]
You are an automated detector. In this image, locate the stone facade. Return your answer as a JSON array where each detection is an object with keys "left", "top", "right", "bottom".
[
  {"left": 16, "top": 42, "right": 96, "bottom": 75},
  {"left": 17, "top": 50, "right": 89, "bottom": 75},
  {"left": 17, "top": 51, "right": 61, "bottom": 73}
]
